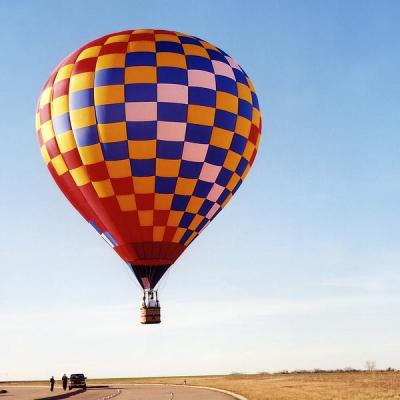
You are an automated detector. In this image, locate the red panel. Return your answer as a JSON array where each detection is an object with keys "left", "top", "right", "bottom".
[
  {"left": 154, "top": 210, "right": 169, "bottom": 225},
  {"left": 73, "top": 58, "right": 97, "bottom": 75},
  {"left": 163, "top": 227, "right": 177, "bottom": 242},
  {"left": 130, "top": 32, "right": 155, "bottom": 41},
  {"left": 53, "top": 79, "right": 69, "bottom": 99},
  {"left": 248, "top": 123, "right": 259, "bottom": 145},
  {"left": 99, "top": 42, "right": 128, "bottom": 55},
  {"left": 111, "top": 177, "right": 134, "bottom": 195},
  {"left": 249, "top": 148, "right": 257, "bottom": 166},
  {"left": 46, "top": 137, "right": 60, "bottom": 159},
  {"left": 85, "top": 162, "right": 109, "bottom": 181},
  {"left": 40, "top": 104, "right": 51, "bottom": 124},
  {"left": 135, "top": 193, "right": 155, "bottom": 210},
  {"left": 140, "top": 227, "right": 153, "bottom": 242},
  {"left": 63, "top": 148, "right": 83, "bottom": 169}
]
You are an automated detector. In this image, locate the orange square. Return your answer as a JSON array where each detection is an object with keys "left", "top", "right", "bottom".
[
  {"left": 210, "top": 127, "right": 234, "bottom": 149},
  {"left": 138, "top": 210, "right": 153, "bottom": 226},
  {"left": 182, "top": 44, "right": 209, "bottom": 58},
  {"left": 154, "top": 193, "right": 173, "bottom": 210},
  {"left": 127, "top": 41, "right": 156, "bottom": 52},
  {"left": 175, "top": 177, "right": 197, "bottom": 195},
  {"left": 156, "top": 52, "right": 187, "bottom": 69},
  {"left": 237, "top": 82, "right": 252, "bottom": 103},
  {"left": 128, "top": 140, "right": 156, "bottom": 159},
  {"left": 125, "top": 66, "right": 157, "bottom": 83},
  {"left": 235, "top": 115, "right": 252, "bottom": 137},
  {"left": 167, "top": 211, "right": 184, "bottom": 226},
  {"left": 216, "top": 91, "right": 238, "bottom": 114},
  {"left": 186, "top": 196, "right": 204, "bottom": 214},
  {"left": 226, "top": 173, "right": 241, "bottom": 191},
  {"left": 223, "top": 150, "right": 241, "bottom": 171},
  {"left": 155, "top": 33, "right": 180, "bottom": 43},
  {"left": 117, "top": 194, "right": 136, "bottom": 211},
  {"left": 156, "top": 159, "right": 181, "bottom": 177},
  {"left": 132, "top": 176, "right": 155, "bottom": 193},
  {"left": 187, "top": 105, "right": 215, "bottom": 126}
]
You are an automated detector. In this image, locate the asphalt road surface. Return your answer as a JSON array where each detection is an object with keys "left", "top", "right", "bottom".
[{"left": 0, "top": 384, "right": 237, "bottom": 400}]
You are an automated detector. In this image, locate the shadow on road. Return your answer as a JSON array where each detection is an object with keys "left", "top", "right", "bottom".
[{"left": 34, "top": 389, "right": 85, "bottom": 400}]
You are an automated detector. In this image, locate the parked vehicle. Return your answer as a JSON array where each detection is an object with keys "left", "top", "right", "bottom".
[{"left": 69, "top": 374, "right": 87, "bottom": 390}]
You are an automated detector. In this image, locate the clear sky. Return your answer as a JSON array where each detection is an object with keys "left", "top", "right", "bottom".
[{"left": 1, "top": 0, "right": 400, "bottom": 381}]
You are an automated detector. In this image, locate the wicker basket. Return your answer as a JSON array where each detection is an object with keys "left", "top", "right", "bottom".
[{"left": 140, "top": 306, "right": 161, "bottom": 324}]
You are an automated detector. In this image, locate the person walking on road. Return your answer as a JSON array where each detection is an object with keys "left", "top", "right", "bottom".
[
  {"left": 50, "top": 376, "right": 55, "bottom": 392},
  {"left": 62, "top": 374, "right": 68, "bottom": 391}
]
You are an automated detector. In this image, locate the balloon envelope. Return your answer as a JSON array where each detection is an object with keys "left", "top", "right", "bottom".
[{"left": 36, "top": 29, "right": 261, "bottom": 289}]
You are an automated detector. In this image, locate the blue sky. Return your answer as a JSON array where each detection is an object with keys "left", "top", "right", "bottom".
[{"left": 1, "top": 0, "right": 400, "bottom": 380}]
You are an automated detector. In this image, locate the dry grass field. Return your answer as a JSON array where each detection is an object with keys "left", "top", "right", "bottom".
[{"left": 4, "top": 371, "right": 400, "bottom": 400}]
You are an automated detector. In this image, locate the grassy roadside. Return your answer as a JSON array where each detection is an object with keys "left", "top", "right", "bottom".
[{"left": 2, "top": 371, "right": 400, "bottom": 400}]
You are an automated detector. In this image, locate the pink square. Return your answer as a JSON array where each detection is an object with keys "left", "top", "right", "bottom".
[
  {"left": 157, "top": 84, "right": 188, "bottom": 104},
  {"left": 125, "top": 102, "right": 157, "bottom": 121},
  {"left": 182, "top": 142, "right": 208, "bottom": 162},
  {"left": 225, "top": 56, "right": 242, "bottom": 71},
  {"left": 157, "top": 121, "right": 186, "bottom": 141},
  {"left": 206, "top": 203, "right": 220, "bottom": 219},
  {"left": 212, "top": 60, "right": 235, "bottom": 80},
  {"left": 207, "top": 183, "right": 225, "bottom": 202},
  {"left": 188, "top": 70, "right": 216, "bottom": 90},
  {"left": 199, "top": 162, "right": 221, "bottom": 183}
]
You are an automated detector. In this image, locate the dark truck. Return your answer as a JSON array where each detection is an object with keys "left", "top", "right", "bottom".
[{"left": 69, "top": 374, "right": 87, "bottom": 390}]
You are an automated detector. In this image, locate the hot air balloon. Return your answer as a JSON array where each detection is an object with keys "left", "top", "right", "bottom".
[{"left": 36, "top": 29, "right": 261, "bottom": 324}]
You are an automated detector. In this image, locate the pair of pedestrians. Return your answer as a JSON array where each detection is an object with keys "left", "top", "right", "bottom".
[{"left": 49, "top": 374, "right": 68, "bottom": 391}]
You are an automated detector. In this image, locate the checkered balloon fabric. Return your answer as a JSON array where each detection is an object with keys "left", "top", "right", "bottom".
[{"left": 36, "top": 29, "right": 261, "bottom": 288}]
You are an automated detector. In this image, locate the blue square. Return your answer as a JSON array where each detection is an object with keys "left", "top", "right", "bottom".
[
  {"left": 74, "top": 125, "right": 99, "bottom": 147},
  {"left": 130, "top": 158, "right": 155, "bottom": 176},
  {"left": 157, "top": 67, "right": 188, "bottom": 84},
  {"left": 186, "top": 55, "right": 213, "bottom": 72},
  {"left": 188, "top": 87, "right": 216, "bottom": 107},
  {"left": 157, "top": 140, "right": 184, "bottom": 159},
  {"left": 216, "top": 188, "right": 230, "bottom": 205},
  {"left": 125, "top": 52, "right": 156, "bottom": 67},
  {"left": 195, "top": 217, "right": 208, "bottom": 232},
  {"left": 216, "top": 167, "right": 233, "bottom": 186},
  {"left": 185, "top": 124, "right": 212, "bottom": 144},
  {"left": 179, "top": 160, "right": 202, "bottom": 178},
  {"left": 95, "top": 103, "right": 125, "bottom": 124},
  {"left": 101, "top": 141, "right": 128, "bottom": 161},
  {"left": 127, "top": 121, "right": 157, "bottom": 140},
  {"left": 234, "top": 69, "right": 248, "bottom": 85},
  {"left": 215, "top": 109, "right": 237, "bottom": 131},
  {"left": 207, "top": 49, "right": 226, "bottom": 63},
  {"left": 205, "top": 145, "right": 227, "bottom": 166},
  {"left": 252, "top": 92, "right": 259, "bottom": 109},
  {"left": 179, "top": 213, "right": 196, "bottom": 228},
  {"left": 70, "top": 89, "right": 93, "bottom": 110},
  {"left": 125, "top": 84, "right": 157, "bottom": 102},
  {"left": 216, "top": 76, "right": 238, "bottom": 95},
  {"left": 94, "top": 68, "right": 124, "bottom": 86},
  {"left": 180, "top": 229, "right": 194, "bottom": 243},
  {"left": 236, "top": 157, "right": 248, "bottom": 175},
  {"left": 53, "top": 112, "right": 71, "bottom": 134},
  {"left": 230, "top": 134, "right": 247, "bottom": 155},
  {"left": 193, "top": 180, "right": 213, "bottom": 198},
  {"left": 198, "top": 199, "right": 214, "bottom": 216},
  {"left": 232, "top": 179, "right": 242, "bottom": 195},
  {"left": 156, "top": 41, "right": 183, "bottom": 53},
  {"left": 156, "top": 177, "right": 177, "bottom": 194},
  {"left": 157, "top": 103, "right": 187, "bottom": 122},
  {"left": 179, "top": 36, "right": 200, "bottom": 45},
  {"left": 171, "top": 194, "right": 190, "bottom": 211},
  {"left": 238, "top": 99, "right": 253, "bottom": 120}
]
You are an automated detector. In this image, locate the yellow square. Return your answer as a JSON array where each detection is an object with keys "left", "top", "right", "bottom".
[
  {"left": 98, "top": 122, "right": 127, "bottom": 143},
  {"left": 172, "top": 227, "right": 186, "bottom": 243},
  {"left": 223, "top": 150, "right": 241, "bottom": 171},
  {"left": 155, "top": 33, "right": 180, "bottom": 43},
  {"left": 216, "top": 92, "right": 238, "bottom": 114},
  {"left": 92, "top": 179, "right": 115, "bottom": 198},
  {"left": 39, "top": 87, "right": 52, "bottom": 108},
  {"left": 156, "top": 159, "right": 181, "bottom": 177},
  {"left": 153, "top": 226, "right": 165, "bottom": 242},
  {"left": 128, "top": 140, "right": 156, "bottom": 159},
  {"left": 55, "top": 64, "right": 74, "bottom": 82},
  {"left": 106, "top": 159, "right": 132, "bottom": 178},
  {"left": 187, "top": 105, "right": 215, "bottom": 126},
  {"left": 40, "top": 145, "right": 50, "bottom": 165},
  {"left": 35, "top": 112, "right": 40, "bottom": 131},
  {"left": 70, "top": 106, "right": 96, "bottom": 129},
  {"left": 188, "top": 214, "right": 204, "bottom": 231},
  {"left": 40, "top": 120, "right": 55, "bottom": 143},
  {"left": 235, "top": 115, "right": 252, "bottom": 137},
  {"left": 138, "top": 210, "right": 153, "bottom": 226},
  {"left": 252, "top": 108, "right": 261, "bottom": 128},
  {"left": 156, "top": 53, "right": 187, "bottom": 69},
  {"left": 127, "top": 41, "right": 156, "bottom": 52},
  {"left": 186, "top": 196, "right": 204, "bottom": 214},
  {"left": 69, "top": 72, "right": 94, "bottom": 92},
  {"left": 125, "top": 66, "right": 157, "bottom": 84},
  {"left": 210, "top": 127, "right": 234, "bottom": 149},
  {"left": 56, "top": 131, "right": 76, "bottom": 153},
  {"left": 76, "top": 46, "right": 101, "bottom": 61},
  {"left": 182, "top": 44, "right": 209, "bottom": 58},
  {"left": 154, "top": 193, "right": 173, "bottom": 210},
  {"left": 132, "top": 176, "right": 155, "bottom": 193},
  {"left": 226, "top": 173, "right": 241, "bottom": 191},
  {"left": 78, "top": 143, "right": 104, "bottom": 165},
  {"left": 52, "top": 95, "right": 69, "bottom": 117},
  {"left": 175, "top": 177, "right": 197, "bottom": 195},
  {"left": 167, "top": 211, "right": 184, "bottom": 226},
  {"left": 96, "top": 54, "right": 125, "bottom": 70},
  {"left": 105, "top": 34, "right": 130, "bottom": 44},
  {"left": 117, "top": 194, "right": 136, "bottom": 211},
  {"left": 51, "top": 154, "right": 68, "bottom": 176},
  {"left": 237, "top": 82, "right": 252, "bottom": 103},
  {"left": 70, "top": 165, "right": 90, "bottom": 186},
  {"left": 94, "top": 85, "right": 124, "bottom": 105}
]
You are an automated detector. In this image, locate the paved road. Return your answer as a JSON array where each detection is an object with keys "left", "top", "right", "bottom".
[{"left": 0, "top": 385, "right": 236, "bottom": 400}]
